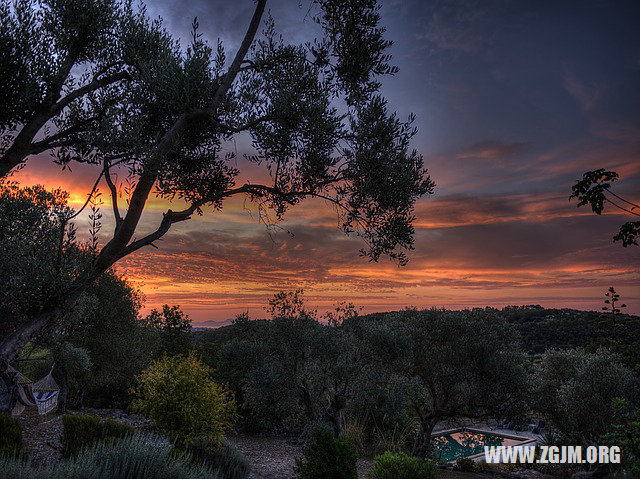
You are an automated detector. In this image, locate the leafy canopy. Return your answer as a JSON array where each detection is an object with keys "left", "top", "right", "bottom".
[{"left": 70, "top": 0, "right": 434, "bottom": 265}]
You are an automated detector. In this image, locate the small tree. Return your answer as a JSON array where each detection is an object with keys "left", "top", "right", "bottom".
[
  {"left": 131, "top": 353, "right": 237, "bottom": 448},
  {"left": 294, "top": 425, "right": 357, "bottom": 479},
  {"left": 232, "top": 292, "right": 367, "bottom": 436},
  {"left": 144, "top": 305, "right": 192, "bottom": 357},
  {"left": 602, "top": 287, "right": 627, "bottom": 319}
]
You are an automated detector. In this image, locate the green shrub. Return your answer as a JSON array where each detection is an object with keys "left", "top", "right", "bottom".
[
  {"left": 62, "top": 414, "right": 134, "bottom": 458},
  {"left": 131, "top": 353, "right": 237, "bottom": 449},
  {"left": 367, "top": 451, "right": 437, "bottom": 479},
  {"left": 294, "top": 426, "right": 357, "bottom": 479},
  {"left": 190, "top": 437, "right": 249, "bottom": 479},
  {"left": 0, "top": 412, "right": 23, "bottom": 458},
  {"left": 0, "top": 434, "right": 219, "bottom": 479},
  {"left": 455, "top": 457, "right": 476, "bottom": 472}
]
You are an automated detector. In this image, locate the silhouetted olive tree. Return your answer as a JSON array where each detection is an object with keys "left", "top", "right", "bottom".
[
  {"left": 0, "top": 0, "right": 434, "bottom": 412},
  {"left": 570, "top": 169, "right": 639, "bottom": 247},
  {"left": 400, "top": 311, "right": 529, "bottom": 457},
  {"left": 144, "top": 304, "right": 192, "bottom": 358},
  {"left": 218, "top": 291, "right": 366, "bottom": 436}
]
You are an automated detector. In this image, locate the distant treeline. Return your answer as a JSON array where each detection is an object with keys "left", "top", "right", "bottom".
[{"left": 197, "top": 305, "right": 640, "bottom": 370}]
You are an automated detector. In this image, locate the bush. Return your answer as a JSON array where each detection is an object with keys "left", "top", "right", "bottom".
[
  {"left": 131, "top": 353, "right": 237, "bottom": 449},
  {"left": 0, "top": 412, "right": 23, "bottom": 458},
  {"left": 0, "top": 434, "right": 218, "bottom": 479},
  {"left": 294, "top": 426, "right": 357, "bottom": 479},
  {"left": 190, "top": 437, "right": 249, "bottom": 479},
  {"left": 62, "top": 414, "right": 134, "bottom": 458},
  {"left": 367, "top": 452, "right": 437, "bottom": 479},
  {"left": 455, "top": 457, "right": 476, "bottom": 472}
]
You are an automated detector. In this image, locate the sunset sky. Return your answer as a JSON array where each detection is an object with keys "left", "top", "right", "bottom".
[{"left": 14, "top": 0, "right": 640, "bottom": 324}]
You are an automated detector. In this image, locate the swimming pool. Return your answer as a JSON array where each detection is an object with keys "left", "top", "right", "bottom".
[{"left": 430, "top": 428, "right": 535, "bottom": 463}]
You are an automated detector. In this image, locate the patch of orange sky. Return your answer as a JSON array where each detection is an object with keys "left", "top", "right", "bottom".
[{"left": 10, "top": 153, "right": 640, "bottom": 325}]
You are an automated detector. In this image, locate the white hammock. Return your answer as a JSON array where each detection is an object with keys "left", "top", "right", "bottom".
[
  {"left": 31, "top": 366, "right": 59, "bottom": 415},
  {"left": 8, "top": 364, "right": 60, "bottom": 415}
]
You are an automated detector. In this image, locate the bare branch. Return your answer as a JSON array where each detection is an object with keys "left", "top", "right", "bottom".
[
  {"left": 605, "top": 188, "right": 640, "bottom": 210},
  {"left": 68, "top": 171, "right": 104, "bottom": 220},
  {"left": 29, "top": 117, "right": 100, "bottom": 155},
  {"left": 103, "top": 158, "right": 123, "bottom": 230},
  {"left": 604, "top": 197, "right": 640, "bottom": 217}
]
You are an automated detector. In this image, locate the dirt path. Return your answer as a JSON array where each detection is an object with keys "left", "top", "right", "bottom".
[
  {"left": 15, "top": 409, "right": 63, "bottom": 469},
  {"left": 229, "top": 434, "right": 373, "bottom": 479}
]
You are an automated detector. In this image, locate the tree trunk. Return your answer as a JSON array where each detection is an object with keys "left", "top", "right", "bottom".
[
  {"left": 326, "top": 394, "right": 346, "bottom": 437},
  {"left": 0, "top": 361, "right": 18, "bottom": 413},
  {"left": 412, "top": 417, "right": 437, "bottom": 457},
  {"left": 0, "top": 111, "right": 51, "bottom": 177}
]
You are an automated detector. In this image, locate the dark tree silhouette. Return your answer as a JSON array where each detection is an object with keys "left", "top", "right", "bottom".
[
  {"left": 0, "top": 0, "right": 135, "bottom": 177},
  {"left": 0, "top": 0, "right": 435, "bottom": 411},
  {"left": 603, "top": 287, "right": 627, "bottom": 319},
  {"left": 570, "top": 169, "right": 640, "bottom": 246}
]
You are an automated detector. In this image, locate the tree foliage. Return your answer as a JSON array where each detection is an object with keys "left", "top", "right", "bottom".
[
  {"left": 534, "top": 348, "right": 639, "bottom": 444},
  {"left": 0, "top": 181, "right": 81, "bottom": 335},
  {"left": 396, "top": 310, "right": 529, "bottom": 456},
  {"left": 216, "top": 291, "right": 369, "bottom": 436},
  {"left": 144, "top": 304, "right": 192, "bottom": 358},
  {"left": 570, "top": 169, "right": 640, "bottom": 247},
  {"left": 207, "top": 298, "right": 530, "bottom": 456},
  {"left": 0, "top": 0, "right": 133, "bottom": 176}
]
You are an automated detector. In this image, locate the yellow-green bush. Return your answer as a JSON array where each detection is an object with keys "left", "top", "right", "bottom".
[{"left": 131, "top": 353, "right": 237, "bottom": 448}]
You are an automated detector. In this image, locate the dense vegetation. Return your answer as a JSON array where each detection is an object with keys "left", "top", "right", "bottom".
[
  {"left": 3, "top": 185, "right": 639, "bottom": 475},
  {"left": 1, "top": 1, "right": 638, "bottom": 476},
  {"left": 192, "top": 301, "right": 640, "bottom": 475}
]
